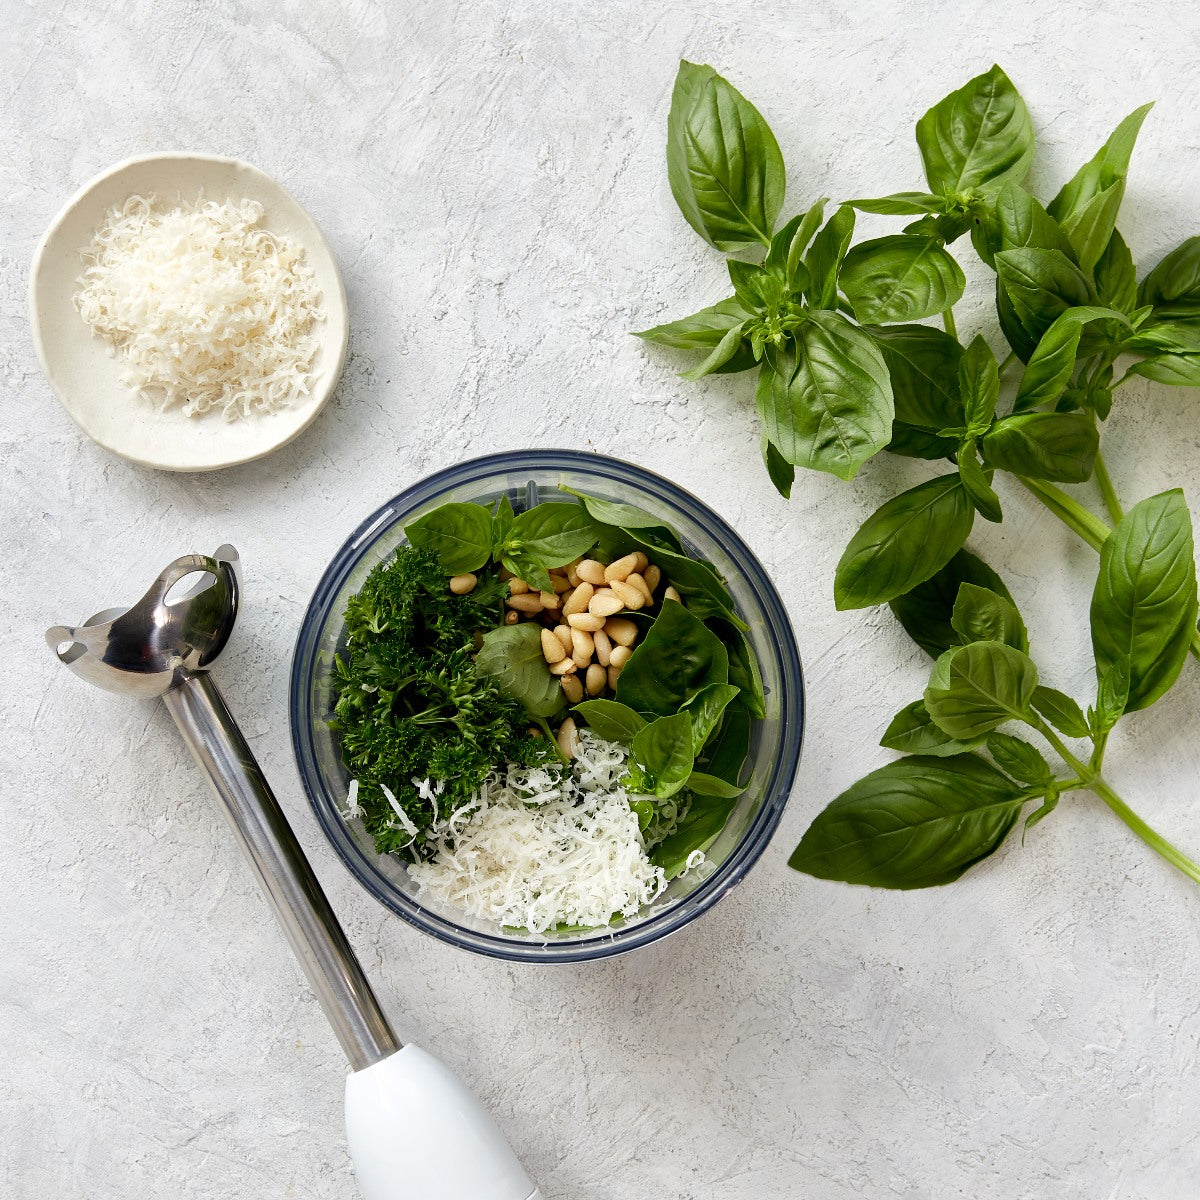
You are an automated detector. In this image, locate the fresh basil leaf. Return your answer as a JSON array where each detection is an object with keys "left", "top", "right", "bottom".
[
  {"left": 789, "top": 753, "right": 1025, "bottom": 888},
  {"left": 995, "top": 278, "right": 1040, "bottom": 364},
  {"left": 491, "top": 495, "right": 515, "bottom": 556},
  {"left": 880, "top": 700, "right": 986, "bottom": 756},
  {"left": 887, "top": 423, "right": 960, "bottom": 460},
  {"left": 846, "top": 193, "right": 942, "bottom": 215},
  {"left": 1014, "top": 305, "right": 1132, "bottom": 412},
  {"left": 834, "top": 474, "right": 975, "bottom": 610},
  {"left": 685, "top": 771, "right": 748, "bottom": 798},
  {"left": 405, "top": 502, "right": 495, "bottom": 574},
  {"left": 682, "top": 682, "right": 741, "bottom": 755},
  {"left": 1139, "top": 236, "right": 1200, "bottom": 318},
  {"left": 1090, "top": 490, "right": 1199, "bottom": 712},
  {"left": 982, "top": 411, "right": 1098, "bottom": 483},
  {"left": 1047, "top": 105, "right": 1153, "bottom": 273},
  {"left": 764, "top": 199, "right": 827, "bottom": 289},
  {"left": 667, "top": 60, "right": 785, "bottom": 251},
  {"left": 632, "top": 296, "right": 751, "bottom": 350},
  {"left": 706, "top": 617, "right": 766, "bottom": 719},
  {"left": 573, "top": 699, "right": 647, "bottom": 744},
  {"left": 1023, "top": 787, "right": 1060, "bottom": 834},
  {"left": 475, "top": 624, "right": 565, "bottom": 720},
  {"left": 1126, "top": 319, "right": 1200, "bottom": 356},
  {"left": 754, "top": 311, "right": 894, "bottom": 481},
  {"left": 804, "top": 204, "right": 856, "bottom": 310},
  {"left": 957, "top": 443, "right": 1003, "bottom": 523},
  {"left": 1030, "top": 686, "right": 1090, "bottom": 739},
  {"left": 959, "top": 334, "right": 1000, "bottom": 431},
  {"left": 867, "top": 323, "right": 965, "bottom": 432},
  {"left": 653, "top": 793, "right": 739, "bottom": 879},
  {"left": 889, "top": 548, "right": 1015, "bottom": 659},
  {"left": 616, "top": 599, "right": 730, "bottom": 717},
  {"left": 1094, "top": 230, "right": 1138, "bottom": 314},
  {"left": 995, "top": 182, "right": 1076, "bottom": 258},
  {"left": 1127, "top": 354, "right": 1200, "bottom": 386},
  {"left": 951, "top": 583, "right": 1029, "bottom": 652},
  {"left": 915, "top": 65, "right": 1034, "bottom": 194},
  {"left": 986, "top": 732, "right": 1053, "bottom": 785},
  {"left": 1091, "top": 657, "right": 1131, "bottom": 735},
  {"left": 559, "top": 487, "right": 683, "bottom": 544},
  {"left": 629, "top": 713, "right": 696, "bottom": 800},
  {"left": 505, "top": 503, "right": 598, "bottom": 572},
  {"left": 995, "top": 248, "right": 1094, "bottom": 347},
  {"left": 839, "top": 235, "right": 966, "bottom": 324},
  {"left": 500, "top": 553, "right": 554, "bottom": 594},
  {"left": 762, "top": 434, "right": 795, "bottom": 498},
  {"left": 924, "top": 639, "right": 1039, "bottom": 740},
  {"left": 696, "top": 702, "right": 752, "bottom": 784},
  {"left": 679, "top": 320, "right": 751, "bottom": 380}
]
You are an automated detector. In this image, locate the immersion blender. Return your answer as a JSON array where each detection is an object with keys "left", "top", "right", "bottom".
[{"left": 46, "top": 545, "right": 543, "bottom": 1200}]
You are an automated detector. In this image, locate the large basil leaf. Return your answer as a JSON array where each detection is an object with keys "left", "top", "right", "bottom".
[
  {"left": 507, "top": 503, "right": 598, "bottom": 567},
  {"left": 1014, "top": 305, "right": 1132, "bottom": 412},
  {"left": 880, "top": 701, "right": 985, "bottom": 757},
  {"left": 789, "top": 754, "right": 1026, "bottom": 888},
  {"left": 616, "top": 599, "right": 730, "bottom": 717},
  {"left": 924, "top": 640, "right": 1039, "bottom": 740},
  {"left": 405, "top": 502, "right": 494, "bottom": 574},
  {"left": 804, "top": 204, "right": 856, "bottom": 310},
  {"left": 839, "top": 235, "right": 966, "bottom": 324},
  {"left": 755, "top": 310, "right": 893, "bottom": 482},
  {"left": 834, "top": 475, "right": 975, "bottom": 610},
  {"left": 560, "top": 487, "right": 684, "bottom": 551},
  {"left": 951, "top": 583, "right": 1029, "bottom": 652},
  {"left": 475, "top": 624, "right": 565, "bottom": 720},
  {"left": 633, "top": 296, "right": 750, "bottom": 350},
  {"left": 653, "top": 793, "right": 739, "bottom": 879},
  {"left": 1047, "top": 105, "right": 1153, "bottom": 273},
  {"left": 628, "top": 713, "right": 695, "bottom": 800},
  {"left": 572, "top": 699, "right": 647, "bottom": 744},
  {"left": 1090, "top": 490, "right": 1198, "bottom": 712},
  {"left": 667, "top": 61, "right": 785, "bottom": 251},
  {"left": 1139, "top": 236, "right": 1200, "bottom": 318},
  {"left": 868, "top": 323, "right": 964, "bottom": 433},
  {"left": 889, "top": 548, "right": 1015, "bottom": 658},
  {"left": 915, "top": 65, "right": 1034, "bottom": 194},
  {"left": 982, "top": 411, "right": 1098, "bottom": 483},
  {"left": 705, "top": 615, "right": 766, "bottom": 719},
  {"left": 994, "top": 248, "right": 1094, "bottom": 346}
]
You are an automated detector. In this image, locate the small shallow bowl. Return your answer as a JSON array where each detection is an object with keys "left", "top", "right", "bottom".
[
  {"left": 291, "top": 451, "right": 805, "bottom": 963},
  {"left": 29, "top": 152, "right": 349, "bottom": 472}
]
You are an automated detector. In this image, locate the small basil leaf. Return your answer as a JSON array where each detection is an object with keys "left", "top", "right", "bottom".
[
  {"left": 982, "top": 411, "right": 1098, "bottom": 483},
  {"left": 559, "top": 486, "right": 684, "bottom": 548},
  {"left": 804, "top": 204, "right": 856, "bottom": 310},
  {"left": 764, "top": 199, "right": 828, "bottom": 287},
  {"left": 405, "top": 502, "right": 495, "bottom": 574},
  {"left": 1023, "top": 787, "right": 1060, "bottom": 835},
  {"left": 695, "top": 702, "right": 752, "bottom": 784},
  {"left": 475, "top": 624, "right": 566, "bottom": 720},
  {"left": 995, "top": 248, "right": 1094, "bottom": 348},
  {"left": 572, "top": 699, "right": 647, "bottom": 745},
  {"left": 500, "top": 553, "right": 554, "bottom": 594},
  {"left": 1014, "top": 305, "right": 1132, "bottom": 412},
  {"left": 706, "top": 618, "right": 766, "bottom": 719},
  {"left": 629, "top": 713, "right": 696, "bottom": 800},
  {"left": 985, "top": 732, "right": 1053, "bottom": 785},
  {"left": 754, "top": 311, "right": 894, "bottom": 482},
  {"left": 1091, "top": 657, "right": 1131, "bottom": 735},
  {"left": 680, "top": 321, "right": 751, "bottom": 380},
  {"left": 1139, "top": 236, "right": 1200, "bottom": 318},
  {"left": 880, "top": 700, "right": 986, "bottom": 757},
  {"left": 839, "top": 235, "right": 966, "bottom": 324},
  {"left": 959, "top": 335, "right": 1000, "bottom": 431},
  {"left": 957, "top": 444, "right": 1003, "bottom": 524},
  {"left": 915, "top": 65, "right": 1034, "bottom": 194},
  {"left": 1125, "top": 319, "right": 1200, "bottom": 356},
  {"left": 846, "top": 193, "right": 943, "bottom": 215},
  {"left": 924, "top": 640, "right": 1039, "bottom": 740},
  {"left": 995, "top": 182, "right": 1076, "bottom": 258},
  {"left": 951, "top": 582, "right": 1029, "bottom": 652},
  {"left": 681, "top": 682, "right": 741, "bottom": 756},
  {"left": 1093, "top": 230, "right": 1138, "bottom": 314},
  {"left": 1127, "top": 354, "right": 1200, "bottom": 387},
  {"left": 507, "top": 503, "right": 598, "bottom": 571},
  {"left": 491, "top": 495, "right": 515, "bottom": 555},
  {"left": 789, "top": 753, "right": 1026, "bottom": 889},
  {"left": 684, "top": 772, "right": 748, "bottom": 798},
  {"left": 1090, "top": 490, "right": 1198, "bottom": 712},
  {"left": 762, "top": 434, "right": 795, "bottom": 498},
  {"left": 834, "top": 474, "right": 975, "bottom": 610},
  {"left": 632, "top": 296, "right": 751, "bottom": 350},
  {"left": 1029, "top": 686, "right": 1090, "bottom": 739},
  {"left": 667, "top": 61, "right": 785, "bottom": 251}
]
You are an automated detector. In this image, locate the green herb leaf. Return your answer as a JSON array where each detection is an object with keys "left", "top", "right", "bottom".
[
  {"left": 995, "top": 248, "right": 1094, "bottom": 347},
  {"left": 653, "top": 793, "right": 739, "bottom": 879},
  {"left": 880, "top": 700, "right": 986, "bottom": 756},
  {"left": 667, "top": 60, "right": 785, "bottom": 251},
  {"left": 1014, "top": 305, "right": 1132, "bottom": 412},
  {"left": 985, "top": 731, "right": 1053, "bottom": 785},
  {"left": 951, "top": 582, "right": 1029, "bottom": 652},
  {"left": 924, "top": 640, "right": 1039, "bottom": 740},
  {"left": 995, "top": 182, "right": 1076, "bottom": 258},
  {"left": 834, "top": 474, "right": 975, "bottom": 610},
  {"left": 761, "top": 434, "right": 795, "bottom": 498},
  {"left": 1029, "top": 686, "right": 1090, "bottom": 739},
  {"left": 846, "top": 193, "right": 943, "bottom": 215},
  {"left": 681, "top": 682, "right": 741, "bottom": 755},
  {"left": 1090, "top": 490, "right": 1198, "bottom": 712},
  {"left": 839, "top": 235, "right": 966, "bottom": 324},
  {"left": 764, "top": 198, "right": 827, "bottom": 289},
  {"left": 405, "top": 502, "right": 495, "bottom": 574},
  {"left": 1127, "top": 354, "right": 1200, "bottom": 387},
  {"left": 475, "top": 624, "right": 565, "bottom": 720},
  {"left": 867, "top": 323, "right": 965, "bottom": 442},
  {"left": 572, "top": 699, "right": 647, "bottom": 744},
  {"left": 695, "top": 702, "right": 752, "bottom": 784},
  {"left": 789, "top": 753, "right": 1026, "bottom": 888},
  {"left": 804, "top": 204, "right": 856, "bottom": 310},
  {"left": 754, "top": 310, "right": 894, "bottom": 481},
  {"left": 1094, "top": 230, "right": 1138, "bottom": 314},
  {"left": 707, "top": 617, "right": 766, "bottom": 718},
  {"left": 1091, "top": 657, "right": 1131, "bottom": 734},
  {"left": 628, "top": 713, "right": 696, "bottom": 800},
  {"left": 1139, "top": 236, "right": 1200, "bottom": 318},
  {"left": 510, "top": 502, "right": 596, "bottom": 565},
  {"left": 679, "top": 320, "right": 751, "bottom": 380},
  {"left": 915, "top": 65, "right": 1034, "bottom": 194},
  {"left": 633, "top": 296, "right": 751, "bottom": 350},
  {"left": 982, "top": 411, "right": 1099, "bottom": 483},
  {"left": 685, "top": 771, "right": 748, "bottom": 798},
  {"left": 958, "top": 334, "right": 1000, "bottom": 431},
  {"left": 957, "top": 443, "right": 1003, "bottom": 523},
  {"left": 1023, "top": 787, "right": 1060, "bottom": 834}
]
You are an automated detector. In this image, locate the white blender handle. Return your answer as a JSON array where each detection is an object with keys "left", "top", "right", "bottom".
[{"left": 346, "top": 1045, "right": 542, "bottom": 1200}]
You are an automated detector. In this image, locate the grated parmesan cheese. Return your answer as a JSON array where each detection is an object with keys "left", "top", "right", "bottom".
[
  {"left": 406, "top": 730, "right": 668, "bottom": 935},
  {"left": 74, "top": 194, "right": 323, "bottom": 419}
]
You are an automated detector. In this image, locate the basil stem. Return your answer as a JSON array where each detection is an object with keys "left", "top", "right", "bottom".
[{"left": 1093, "top": 452, "right": 1125, "bottom": 524}]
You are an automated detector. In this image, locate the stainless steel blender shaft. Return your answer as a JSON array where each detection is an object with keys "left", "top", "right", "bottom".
[{"left": 164, "top": 673, "right": 401, "bottom": 1071}]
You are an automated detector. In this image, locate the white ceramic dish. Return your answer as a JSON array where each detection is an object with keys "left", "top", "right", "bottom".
[{"left": 29, "top": 153, "right": 349, "bottom": 472}]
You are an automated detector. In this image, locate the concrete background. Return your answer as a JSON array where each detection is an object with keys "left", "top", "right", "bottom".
[{"left": 3, "top": 1, "right": 1199, "bottom": 1196}]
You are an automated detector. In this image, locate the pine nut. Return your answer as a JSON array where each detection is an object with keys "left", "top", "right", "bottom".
[
  {"left": 626, "top": 572, "right": 654, "bottom": 605},
  {"left": 609, "top": 579, "right": 644, "bottom": 610},
  {"left": 609, "top": 644, "right": 633, "bottom": 669},
  {"left": 562, "top": 582, "right": 594, "bottom": 616},
  {"left": 643, "top": 564, "right": 661, "bottom": 593},
  {"left": 577, "top": 559, "right": 607, "bottom": 586},
  {"left": 540, "top": 591, "right": 560, "bottom": 610},
  {"left": 664, "top": 586, "right": 682, "bottom": 604},
  {"left": 566, "top": 563, "right": 582, "bottom": 586},
  {"left": 567, "top": 612, "right": 605, "bottom": 632},
  {"left": 571, "top": 628, "right": 594, "bottom": 666},
  {"left": 508, "top": 578, "right": 529, "bottom": 595},
  {"left": 560, "top": 674, "right": 584, "bottom": 704},
  {"left": 550, "top": 658, "right": 578, "bottom": 675},
  {"left": 604, "top": 553, "right": 640, "bottom": 583},
  {"left": 604, "top": 617, "right": 638, "bottom": 647},
  {"left": 607, "top": 664, "right": 622, "bottom": 690},
  {"left": 548, "top": 572, "right": 571, "bottom": 593},
  {"left": 541, "top": 628, "right": 567, "bottom": 664},
  {"left": 449, "top": 573, "right": 478, "bottom": 595},
  {"left": 585, "top": 663, "right": 606, "bottom": 696},
  {"left": 506, "top": 593, "right": 543, "bottom": 613},
  {"left": 557, "top": 716, "right": 580, "bottom": 759},
  {"left": 554, "top": 625, "right": 573, "bottom": 654},
  {"left": 589, "top": 589, "right": 624, "bottom": 618},
  {"left": 632, "top": 552, "right": 649, "bottom": 573},
  {"left": 504, "top": 610, "right": 520, "bottom": 625},
  {"left": 527, "top": 725, "right": 542, "bottom": 738},
  {"left": 593, "top": 629, "right": 612, "bottom": 667}
]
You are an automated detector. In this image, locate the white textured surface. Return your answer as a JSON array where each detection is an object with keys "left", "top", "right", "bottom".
[{"left": 3, "top": 2, "right": 1200, "bottom": 1197}]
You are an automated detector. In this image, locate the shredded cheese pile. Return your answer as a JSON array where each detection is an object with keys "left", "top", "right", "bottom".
[
  {"left": 405, "top": 731, "right": 668, "bottom": 935},
  {"left": 74, "top": 194, "right": 323, "bottom": 419}
]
